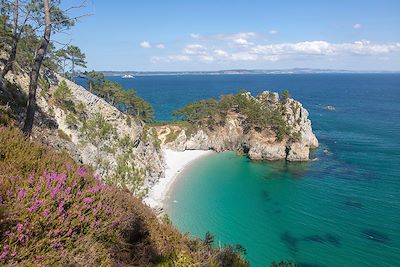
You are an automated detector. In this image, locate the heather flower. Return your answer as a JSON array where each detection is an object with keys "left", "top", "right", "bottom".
[
  {"left": 27, "top": 175, "right": 34, "bottom": 184},
  {"left": 43, "top": 209, "right": 50, "bottom": 218},
  {"left": 28, "top": 200, "right": 40, "bottom": 213},
  {"left": 77, "top": 166, "right": 87, "bottom": 177},
  {"left": 83, "top": 197, "right": 92, "bottom": 204},
  {"left": 17, "top": 189, "right": 25, "bottom": 199},
  {"left": 16, "top": 223, "right": 23, "bottom": 232}
]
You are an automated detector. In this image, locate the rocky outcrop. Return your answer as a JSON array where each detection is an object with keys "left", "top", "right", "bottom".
[
  {"left": 5, "top": 69, "right": 164, "bottom": 192},
  {"left": 155, "top": 91, "right": 318, "bottom": 161}
]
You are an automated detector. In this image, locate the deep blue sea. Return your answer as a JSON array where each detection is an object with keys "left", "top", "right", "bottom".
[{"left": 78, "top": 74, "right": 400, "bottom": 266}]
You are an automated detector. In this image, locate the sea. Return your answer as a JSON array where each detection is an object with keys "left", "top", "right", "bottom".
[{"left": 77, "top": 73, "right": 400, "bottom": 267}]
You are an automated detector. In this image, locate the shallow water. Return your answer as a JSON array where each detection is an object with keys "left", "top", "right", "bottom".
[{"left": 78, "top": 73, "right": 400, "bottom": 266}]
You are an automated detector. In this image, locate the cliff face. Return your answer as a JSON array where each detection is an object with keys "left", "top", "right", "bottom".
[
  {"left": 5, "top": 69, "right": 164, "bottom": 192},
  {"left": 155, "top": 91, "right": 318, "bottom": 161}
]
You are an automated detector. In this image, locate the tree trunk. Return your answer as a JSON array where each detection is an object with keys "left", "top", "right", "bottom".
[
  {"left": 71, "top": 55, "right": 75, "bottom": 82},
  {"left": 0, "top": 0, "right": 18, "bottom": 82},
  {"left": 0, "top": 0, "right": 6, "bottom": 32},
  {"left": 22, "top": 0, "right": 51, "bottom": 135}
]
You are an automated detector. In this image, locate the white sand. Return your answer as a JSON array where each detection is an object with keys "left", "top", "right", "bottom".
[{"left": 143, "top": 149, "right": 213, "bottom": 209}]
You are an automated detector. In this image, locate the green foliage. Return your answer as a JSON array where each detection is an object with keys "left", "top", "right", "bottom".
[
  {"left": 38, "top": 77, "right": 50, "bottom": 97},
  {"left": 281, "top": 90, "right": 290, "bottom": 103},
  {"left": 79, "top": 114, "right": 116, "bottom": 147},
  {"left": 111, "top": 151, "right": 145, "bottom": 196},
  {"left": 173, "top": 91, "right": 293, "bottom": 140},
  {"left": 173, "top": 98, "right": 219, "bottom": 124},
  {"left": 83, "top": 73, "right": 155, "bottom": 123},
  {"left": 65, "top": 113, "right": 78, "bottom": 128},
  {"left": 53, "top": 80, "right": 75, "bottom": 112},
  {"left": 165, "top": 128, "right": 181, "bottom": 144}
]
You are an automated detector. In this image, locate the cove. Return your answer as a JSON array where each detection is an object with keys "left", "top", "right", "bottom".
[{"left": 165, "top": 152, "right": 400, "bottom": 266}]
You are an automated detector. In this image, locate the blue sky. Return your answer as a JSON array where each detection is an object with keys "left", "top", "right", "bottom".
[{"left": 59, "top": 0, "right": 400, "bottom": 71}]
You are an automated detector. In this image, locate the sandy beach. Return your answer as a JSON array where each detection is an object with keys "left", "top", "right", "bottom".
[{"left": 143, "top": 149, "right": 213, "bottom": 209}]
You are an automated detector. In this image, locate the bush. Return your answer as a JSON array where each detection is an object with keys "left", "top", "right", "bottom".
[{"left": 53, "top": 81, "right": 75, "bottom": 111}]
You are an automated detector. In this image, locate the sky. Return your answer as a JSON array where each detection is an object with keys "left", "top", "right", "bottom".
[{"left": 59, "top": 0, "right": 400, "bottom": 71}]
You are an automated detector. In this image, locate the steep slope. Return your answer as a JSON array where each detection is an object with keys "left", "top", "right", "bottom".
[{"left": 4, "top": 69, "right": 164, "bottom": 193}]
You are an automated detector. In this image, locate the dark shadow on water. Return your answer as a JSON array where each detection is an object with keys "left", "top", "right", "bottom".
[
  {"left": 301, "top": 233, "right": 341, "bottom": 247},
  {"left": 362, "top": 229, "right": 391, "bottom": 244},
  {"left": 261, "top": 190, "right": 271, "bottom": 201},
  {"left": 325, "top": 233, "right": 341, "bottom": 247},
  {"left": 344, "top": 198, "right": 364, "bottom": 209},
  {"left": 261, "top": 160, "right": 310, "bottom": 180},
  {"left": 274, "top": 209, "right": 281, "bottom": 214},
  {"left": 280, "top": 231, "right": 298, "bottom": 254},
  {"left": 298, "top": 262, "right": 324, "bottom": 267}
]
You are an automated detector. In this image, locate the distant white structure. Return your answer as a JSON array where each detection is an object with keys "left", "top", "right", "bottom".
[{"left": 122, "top": 74, "right": 134, "bottom": 79}]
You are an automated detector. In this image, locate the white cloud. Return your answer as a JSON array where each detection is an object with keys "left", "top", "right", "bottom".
[
  {"left": 183, "top": 44, "right": 207, "bottom": 55},
  {"left": 353, "top": 23, "right": 362, "bottom": 29},
  {"left": 151, "top": 55, "right": 191, "bottom": 63},
  {"left": 190, "top": 33, "right": 200, "bottom": 39},
  {"left": 150, "top": 40, "right": 400, "bottom": 64},
  {"left": 233, "top": 38, "right": 252, "bottom": 46},
  {"left": 155, "top": 43, "right": 165, "bottom": 49},
  {"left": 214, "top": 49, "right": 229, "bottom": 58},
  {"left": 269, "top": 30, "right": 278, "bottom": 35},
  {"left": 140, "top": 41, "right": 151, "bottom": 48}
]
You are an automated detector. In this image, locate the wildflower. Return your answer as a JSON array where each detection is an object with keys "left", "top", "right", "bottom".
[
  {"left": 16, "top": 223, "right": 23, "bottom": 232},
  {"left": 83, "top": 197, "right": 92, "bottom": 204},
  {"left": 28, "top": 200, "right": 40, "bottom": 213},
  {"left": 43, "top": 209, "right": 50, "bottom": 218},
  {"left": 17, "top": 189, "right": 25, "bottom": 199},
  {"left": 27, "top": 175, "right": 34, "bottom": 184},
  {"left": 77, "top": 166, "right": 87, "bottom": 177}
]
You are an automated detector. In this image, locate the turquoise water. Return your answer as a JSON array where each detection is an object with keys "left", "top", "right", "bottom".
[{"left": 77, "top": 74, "right": 400, "bottom": 266}]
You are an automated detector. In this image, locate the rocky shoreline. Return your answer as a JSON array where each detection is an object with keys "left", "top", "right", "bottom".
[{"left": 155, "top": 91, "right": 318, "bottom": 162}]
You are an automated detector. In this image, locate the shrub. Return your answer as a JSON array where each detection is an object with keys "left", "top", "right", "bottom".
[
  {"left": 53, "top": 81, "right": 75, "bottom": 111},
  {"left": 65, "top": 113, "right": 78, "bottom": 128}
]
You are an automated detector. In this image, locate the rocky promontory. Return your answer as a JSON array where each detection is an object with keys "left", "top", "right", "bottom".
[{"left": 154, "top": 91, "right": 318, "bottom": 161}]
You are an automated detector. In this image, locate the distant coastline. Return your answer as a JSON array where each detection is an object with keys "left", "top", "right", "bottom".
[{"left": 98, "top": 68, "right": 400, "bottom": 77}]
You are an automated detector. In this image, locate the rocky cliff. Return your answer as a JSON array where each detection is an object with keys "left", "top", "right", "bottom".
[
  {"left": 4, "top": 69, "right": 164, "bottom": 193},
  {"left": 154, "top": 91, "right": 318, "bottom": 161}
]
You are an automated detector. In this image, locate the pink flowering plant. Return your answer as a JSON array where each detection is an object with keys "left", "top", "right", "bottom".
[{"left": 0, "top": 166, "right": 132, "bottom": 265}]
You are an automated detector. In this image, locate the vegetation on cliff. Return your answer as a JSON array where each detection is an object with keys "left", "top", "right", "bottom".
[
  {"left": 173, "top": 91, "right": 293, "bottom": 141},
  {"left": 0, "top": 126, "right": 249, "bottom": 266},
  {"left": 84, "top": 71, "right": 155, "bottom": 122}
]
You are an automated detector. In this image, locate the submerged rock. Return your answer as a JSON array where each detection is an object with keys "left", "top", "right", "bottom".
[
  {"left": 322, "top": 105, "right": 336, "bottom": 111},
  {"left": 362, "top": 229, "right": 391, "bottom": 244}
]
